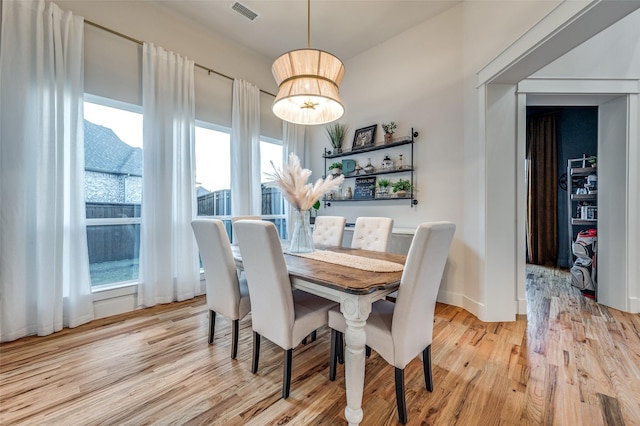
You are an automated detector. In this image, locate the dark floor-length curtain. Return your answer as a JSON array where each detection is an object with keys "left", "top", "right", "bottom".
[{"left": 526, "top": 114, "right": 558, "bottom": 266}]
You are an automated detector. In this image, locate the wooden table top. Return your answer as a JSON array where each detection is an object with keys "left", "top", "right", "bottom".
[{"left": 232, "top": 245, "right": 406, "bottom": 295}]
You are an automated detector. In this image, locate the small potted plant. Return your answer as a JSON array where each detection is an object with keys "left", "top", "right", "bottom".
[
  {"left": 310, "top": 200, "right": 321, "bottom": 224},
  {"left": 392, "top": 179, "right": 412, "bottom": 198},
  {"left": 381, "top": 121, "right": 396, "bottom": 144},
  {"left": 328, "top": 162, "right": 343, "bottom": 176},
  {"left": 377, "top": 178, "right": 390, "bottom": 197},
  {"left": 326, "top": 123, "right": 349, "bottom": 153}
]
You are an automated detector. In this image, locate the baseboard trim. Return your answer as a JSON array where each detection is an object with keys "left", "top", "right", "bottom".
[{"left": 517, "top": 298, "right": 527, "bottom": 315}]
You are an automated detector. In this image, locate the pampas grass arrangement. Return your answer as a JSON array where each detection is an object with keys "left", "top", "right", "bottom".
[{"left": 265, "top": 153, "right": 344, "bottom": 211}]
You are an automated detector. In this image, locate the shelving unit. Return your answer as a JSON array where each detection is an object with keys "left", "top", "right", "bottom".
[
  {"left": 566, "top": 156, "right": 598, "bottom": 299},
  {"left": 567, "top": 157, "right": 598, "bottom": 243},
  {"left": 323, "top": 128, "right": 418, "bottom": 207}
]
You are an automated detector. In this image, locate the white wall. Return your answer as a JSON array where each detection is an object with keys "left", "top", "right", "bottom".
[
  {"left": 598, "top": 96, "right": 630, "bottom": 310},
  {"left": 462, "top": 1, "right": 560, "bottom": 315},
  {"left": 55, "top": 0, "right": 282, "bottom": 317},
  {"left": 533, "top": 9, "right": 640, "bottom": 79},
  {"left": 57, "top": 0, "right": 281, "bottom": 139},
  {"left": 54, "top": 0, "right": 638, "bottom": 320},
  {"left": 522, "top": 9, "right": 640, "bottom": 313},
  {"left": 481, "top": 2, "right": 640, "bottom": 317},
  {"left": 308, "top": 2, "right": 557, "bottom": 316}
]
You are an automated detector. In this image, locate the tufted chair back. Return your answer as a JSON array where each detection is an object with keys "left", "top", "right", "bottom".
[
  {"left": 313, "top": 216, "right": 346, "bottom": 247},
  {"left": 351, "top": 217, "right": 393, "bottom": 252}
]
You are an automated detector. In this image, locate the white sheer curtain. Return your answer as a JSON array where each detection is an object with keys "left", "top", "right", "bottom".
[
  {"left": 138, "top": 43, "right": 200, "bottom": 307},
  {"left": 0, "top": 0, "right": 94, "bottom": 342},
  {"left": 231, "top": 79, "right": 261, "bottom": 216},
  {"left": 282, "top": 122, "right": 307, "bottom": 236}
]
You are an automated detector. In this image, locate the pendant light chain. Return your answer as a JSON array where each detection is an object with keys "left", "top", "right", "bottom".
[{"left": 307, "top": 0, "right": 311, "bottom": 49}]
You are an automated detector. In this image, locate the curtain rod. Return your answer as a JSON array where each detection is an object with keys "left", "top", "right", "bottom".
[{"left": 84, "top": 19, "right": 276, "bottom": 98}]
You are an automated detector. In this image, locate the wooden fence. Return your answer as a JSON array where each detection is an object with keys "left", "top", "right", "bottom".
[
  {"left": 86, "top": 188, "right": 287, "bottom": 264},
  {"left": 196, "top": 187, "right": 284, "bottom": 216}
]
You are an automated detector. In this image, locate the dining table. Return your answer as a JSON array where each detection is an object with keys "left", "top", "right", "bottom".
[{"left": 231, "top": 244, "right": 406, "bottom": 426}]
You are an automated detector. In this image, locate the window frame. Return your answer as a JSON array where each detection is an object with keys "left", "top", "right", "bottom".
[
  {"left": 259, "top": 135, "right": 286, "bottom": 222},
  {"left": 194, "top": 120, "right": 233, "bottom": 222},
  {"left": 84, "top": 94, "right": 143, "bottom": 292}
]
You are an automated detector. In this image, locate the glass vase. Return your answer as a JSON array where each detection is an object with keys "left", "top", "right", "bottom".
[{"left": 289, "top": 209, "right": 315, "bottom": 253}]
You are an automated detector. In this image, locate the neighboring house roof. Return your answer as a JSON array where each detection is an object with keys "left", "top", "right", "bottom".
[
  {"left": 196, "top": 186, "right": 210, "bottom": 197},
  {"left": 84, "top": 119, "right": 142, "bottom": 176}
]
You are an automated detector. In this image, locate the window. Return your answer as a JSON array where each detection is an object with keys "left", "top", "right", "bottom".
[
  {"left": 84, "top": 96, "right": 142, "bottom": 289},
  {"left": 195, "top": 123, "right": 231, "bottom": 218},
  {"left": 83, "top": 102, "right": 285, "bottom": 286},
  {"left": 194, "top": 124, "right": 286, "bottom": 238},
  {"left": 194, "top": 123, "right": 233, "bottom": 242},
  {"left": 260, "top": 138, "right": 286, "bottom": 238}
]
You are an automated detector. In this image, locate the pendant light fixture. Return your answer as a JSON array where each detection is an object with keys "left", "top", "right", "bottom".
[{"left": 271, "top": 0, "right": 345, "bottom": 125}]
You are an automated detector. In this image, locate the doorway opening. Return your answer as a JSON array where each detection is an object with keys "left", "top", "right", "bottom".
[{"left": 525, "top": 105, "right": 598, "bottom": 301}]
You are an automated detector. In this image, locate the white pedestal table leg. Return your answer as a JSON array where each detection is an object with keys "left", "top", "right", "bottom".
[{"left": 340, "top": 294, "right": 372, "bottom": 426}]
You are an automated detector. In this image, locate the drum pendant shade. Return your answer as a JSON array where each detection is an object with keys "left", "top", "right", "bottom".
[
  {"left": 272, "top": 49, "right": 345, "bottom": 125},
  {"left": 271, "top": 2, "right": 345, "bottom": 125}
]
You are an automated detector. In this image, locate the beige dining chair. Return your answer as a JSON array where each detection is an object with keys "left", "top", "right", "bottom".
[
  {"left": 231, "top": 216, "right": 260, "bottom": 242},
  {"left": 328, "top": 222, "right": 456, "bottom": 424},
  {"left": 234, "top": 220, "right": 338, "bottom": 399},
  {"left": 231, "top": 215, "right": 260, "bottom": 223},
  {"left": 306, "top": 215, "right": 346, "bottom": 344},
  {"left": 191, "top": 219, "right": 251, "bottom": 359},
  {"left": 351, "top": 216, "right": 393, "bottom": 252},
  {"left": 313, "top": 216, "right": 346, "bottom": 247}
]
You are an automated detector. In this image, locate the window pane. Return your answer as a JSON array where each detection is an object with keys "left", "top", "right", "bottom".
[
  {"left": 195, "top": 126, "right": 231, "bottom": 220},
  {"left": 87, "top": 224, "right": 140, "bottom": 285},
  {"left": 260, "top": 140, "right": 282, "bottom": 183},
  {"left": 195, "top": 126, "right": 231, "bottom": 194},
  {"left": 193, "top": 129, "right": 286, "bottom": 239},
  {"left": 84, "top": 98, "right": 142, "bottom": 287},
  {"left": 260, "top": 140, "right": 286, "bottom": 237}
]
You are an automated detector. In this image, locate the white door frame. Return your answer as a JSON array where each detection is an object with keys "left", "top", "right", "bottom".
[
  {"left": 515, "top": 79, "right": 639, "bottom": 314},
  {"left": 475, "top": 0, "right": 640, "bottom": 321}
]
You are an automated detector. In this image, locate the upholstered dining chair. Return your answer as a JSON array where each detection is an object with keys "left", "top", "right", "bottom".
[
  {"left": 234, "top": 220, "right": 338, "bottom": 399},
  {"left": 231, "top": 216, "right": 261, "bottom": 243},
  {"left": 306, "top": 215, "right": 346, "bottom": 344},
  {"left": 231, "top": 215, "right": 260, "bottom": 223},
  {"left": 313, "top": 215, "right": 346, "bottom": 247},
  {"left": 329, "top": 222, "right": 456, "bottom": 424},
  {"left": 351, "top": 216, "right": 394, "bottom": 252},
  {"left": 191, "top": 219, "right": 251, "bottom": 359}
]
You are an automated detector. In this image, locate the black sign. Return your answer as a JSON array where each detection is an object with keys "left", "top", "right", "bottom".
[{"left": 354, "top": 177, "right": 376, "bottom": 200}]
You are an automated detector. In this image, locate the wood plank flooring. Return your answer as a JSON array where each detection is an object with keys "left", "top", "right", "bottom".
[{"left": 1, "top": 266, "right": 639, "bottom": 425}]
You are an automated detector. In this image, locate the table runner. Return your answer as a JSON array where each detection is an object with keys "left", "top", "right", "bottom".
[{"left": 289, "top": 250, "right": 404, "bottom": 272}]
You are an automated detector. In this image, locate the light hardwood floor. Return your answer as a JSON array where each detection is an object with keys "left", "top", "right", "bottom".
[{"left": 1, "top": 267, "right": 639, "bottom": 425}]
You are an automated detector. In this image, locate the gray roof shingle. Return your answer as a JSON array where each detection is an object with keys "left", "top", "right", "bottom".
[{"left": 84, "top": 119, "right": 142, "bottom": 176}]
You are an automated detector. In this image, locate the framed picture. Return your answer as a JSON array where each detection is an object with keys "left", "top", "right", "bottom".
[
  {"left": 352, "top": 125, "right": 376, "bottom": 150},
  {"left": 353, "top": 176, "right": 376, "bottom": 200}
]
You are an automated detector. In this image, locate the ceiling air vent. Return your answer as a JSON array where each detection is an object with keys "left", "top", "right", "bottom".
[{"left": 231, "top": 2, "right": 258, "bottom": 21}]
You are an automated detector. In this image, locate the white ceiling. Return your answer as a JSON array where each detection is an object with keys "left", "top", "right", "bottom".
[{"left": 151, "top": 0, "right": 461, "bottom": 62}]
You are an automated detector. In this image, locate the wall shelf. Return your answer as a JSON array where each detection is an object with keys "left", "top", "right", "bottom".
[
  {"left": 570, "top": 193, "right": 597, "bottom": 201},
  {"left": 323, "top": 137, "right": 414, "bottom": 159},
  {"left": 331, "top": 167, "right": 414, "bottom": 179},
  {"left": 323, "top": 197, "right": 413, "bottom": 203},
  {"left": 323, "top": 128, "right": 418, "bottom": 207},
  {"left": 571, "top": 218, "right": 597, "bottom": 225}
]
